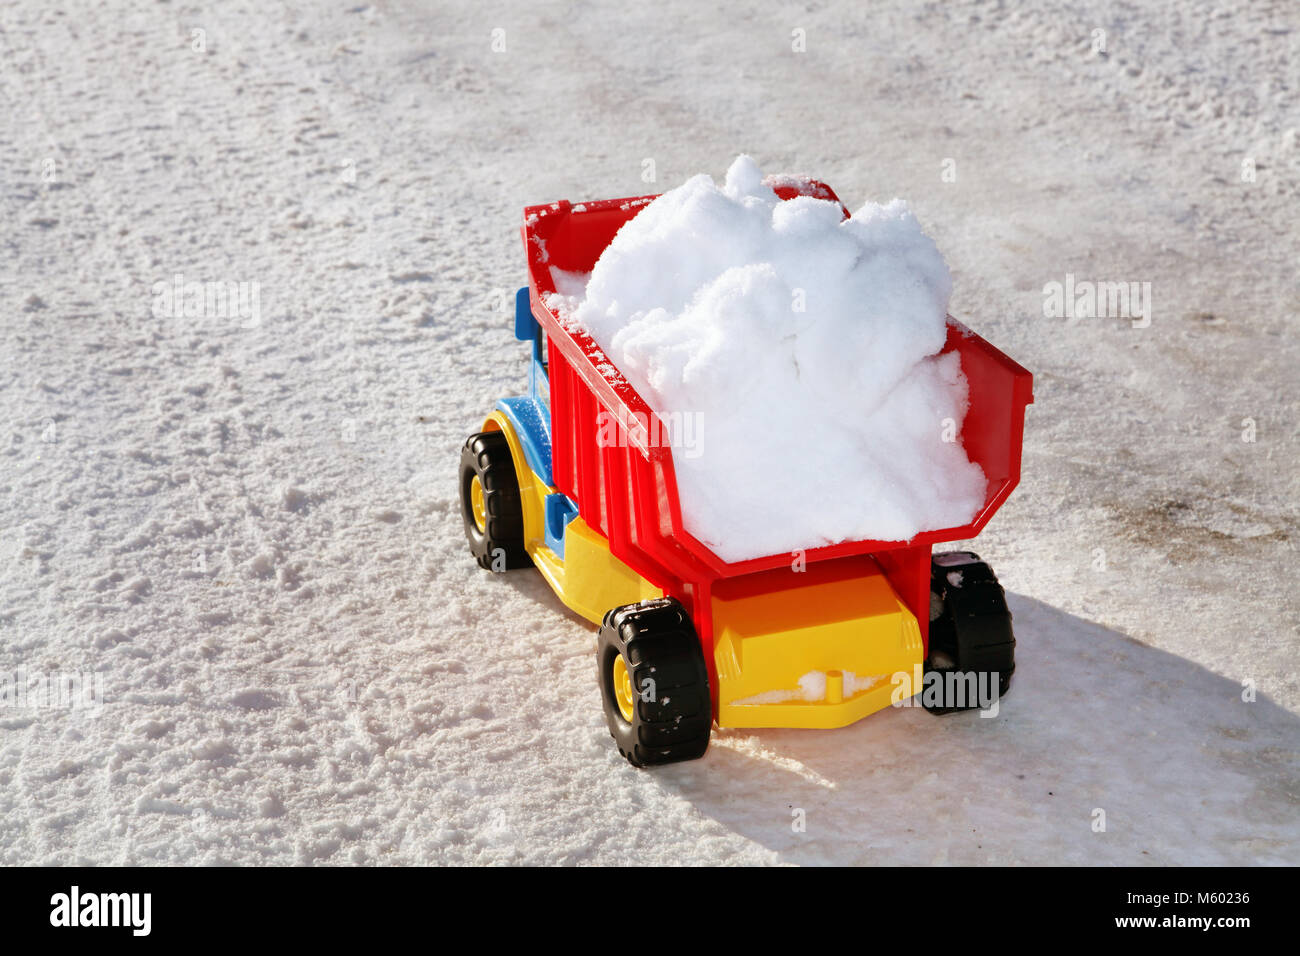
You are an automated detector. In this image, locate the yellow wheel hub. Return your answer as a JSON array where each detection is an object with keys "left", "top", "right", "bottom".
[
  {"left": 612, "top": 654, "right": 635, "bottom": 723},
  {"left": 470, "top": 475, "right": 486, "bottom": 533}
]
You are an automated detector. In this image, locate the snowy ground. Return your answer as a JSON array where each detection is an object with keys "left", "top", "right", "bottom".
[{"left": 1, "top": 0, "right": 1297, "bottom": 865}]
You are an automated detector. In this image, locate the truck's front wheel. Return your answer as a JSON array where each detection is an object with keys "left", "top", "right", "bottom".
[
  {"left": 597, "top": 598, "right": 711, "bottom": 767},
  {"left": 459, "top": 431, "right": 529, "bottom": 571}
]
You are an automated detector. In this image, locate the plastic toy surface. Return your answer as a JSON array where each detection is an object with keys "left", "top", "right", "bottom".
[{"left": 459, "top": 178, "right": 1034, "bottom": 767}]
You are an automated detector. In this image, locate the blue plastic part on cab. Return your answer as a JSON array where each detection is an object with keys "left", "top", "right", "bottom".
[
  {"left": 514, "top": 286, "right": 535, "bottom": 341},
  {"left": 543, "top": 493, "right": 580, "bottom": 559},
  {"left": 495, "top": 396, "right": 552, "bottom": 486}
]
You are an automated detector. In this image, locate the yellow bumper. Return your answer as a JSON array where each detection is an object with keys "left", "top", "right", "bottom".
[{"left": 713, "top": 555, "right": 923, "bottom": 729}]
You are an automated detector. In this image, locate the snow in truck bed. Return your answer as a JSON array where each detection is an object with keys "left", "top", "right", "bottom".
[{"left": 550, "top": 156, "right": 986, "bottom": 562}]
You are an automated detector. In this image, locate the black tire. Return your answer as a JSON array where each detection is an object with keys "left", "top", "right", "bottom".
[
  {"left": 597, "top": 598, "right": 712, "bottom": 767},
  {"left": 459, "top": 431, "right": 529, "bottom": 571},
  {"left": 923, "top": 551, "right": 1015, "bottom": 714}
]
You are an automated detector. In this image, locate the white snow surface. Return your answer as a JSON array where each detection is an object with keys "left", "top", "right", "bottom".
[
  {"left": 1, "top": 0, "right": 1298, "bottom": 865},
  {"left": 561, "top": 155, "right": 985, "bottom": 561}
]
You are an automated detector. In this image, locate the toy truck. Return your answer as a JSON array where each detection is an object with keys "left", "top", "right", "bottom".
[{"left": 459, "top": 178, "right": 1034, "bottom": 767}]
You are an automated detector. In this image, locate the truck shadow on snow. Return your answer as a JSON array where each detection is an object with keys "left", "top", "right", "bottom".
[{"left": 642, "top": 593, "right": 1300, "bottom": 865}]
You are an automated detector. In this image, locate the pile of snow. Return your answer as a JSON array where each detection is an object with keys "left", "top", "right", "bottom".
[{"left": 549, "top": 156, "right": 987, "bottom": 562}]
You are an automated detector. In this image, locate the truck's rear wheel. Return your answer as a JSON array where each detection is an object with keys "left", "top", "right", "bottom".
[
  {"left": 597, "top": 598, "right": 711, "bottom": 767},
  {"left": 923, "top": 551, "right": 1015, "bottom": 714},
  {"left": 459, "top": 431, "right": 529, "bottom": 571}
]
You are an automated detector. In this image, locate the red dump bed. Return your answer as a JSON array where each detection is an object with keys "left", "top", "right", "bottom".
[{"left": 522, "top": 180, "right": 1033, "bottom": 603}]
